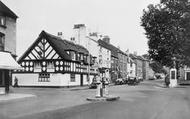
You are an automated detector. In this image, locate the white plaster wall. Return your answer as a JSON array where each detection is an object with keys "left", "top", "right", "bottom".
[
  {"left": 12, "top": 73, "right": 62, "bottom": 86},
  {"left": 99, "top": 47, "right": 111, "bottom": 69},
  {"left": 12, "top": 73, "right": 94, "bottom": 87},
  {"left": 83, "top": 74, "right": 94, "bottom": 85},
  {"left": 83, "top": 74, "right": 88, "bottom": 85}
]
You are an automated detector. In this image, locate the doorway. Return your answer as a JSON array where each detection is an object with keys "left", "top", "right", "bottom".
[
  {"left": 186, "top": 72, "right": 190, "bottom": 80},
  {"left": 80, "top": 74, "right": 83, "bottom": 86}
]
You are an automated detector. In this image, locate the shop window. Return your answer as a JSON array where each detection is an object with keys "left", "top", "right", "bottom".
[
  {"left": 0, "top": 16, "right": 6, "bottom": 27},
  {"left": 38, "top": 73, "right": 50, "bottom": 82},
  {"left": 0, "top": 33, "right": 5, "bottom": 51},
  {"left": 70, "top": 74, "right": 75, "bottom": 82}
]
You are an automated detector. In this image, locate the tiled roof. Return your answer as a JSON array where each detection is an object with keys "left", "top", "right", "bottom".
[
  {"left": 0, "top": 1, "right": 18, "bottom": 19},
  {"left": 129, "top": 54, "right": 149, "bottom": 61},
  {"left": 98, "top": 39, "right": 118, "bottom": 58},
  {"left": 18, "top": 31, "right": 89, "bottom": 62},
  {"left": 42, "top": 31, "right": 89, "bottom": 56}
]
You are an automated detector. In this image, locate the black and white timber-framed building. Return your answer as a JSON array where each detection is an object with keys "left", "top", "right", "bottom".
[{"left": 13, "top": 31, "right": 97, "bottom": 87}]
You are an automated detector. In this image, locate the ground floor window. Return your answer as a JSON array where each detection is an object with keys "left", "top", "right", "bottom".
[
  {"left": 38, "top": 73, "right": 50, "bottom": 82},
  {"left": 70, "top": 74, "right": 75, "bottom": 82}
]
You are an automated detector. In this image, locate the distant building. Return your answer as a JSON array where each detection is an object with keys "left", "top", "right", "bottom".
[
  {"left": 127, "top": 56, "right": 136, "bottom": 78},
  {"left": 129, "top": 53, "right": 153, "bottom": 80},
  {"left": 0, "top": 1, "right": 21, "bottom": 94},
  {"left": 97, "top": 39, "right": 111, "bottom": 78},
  {"left": 117, "top": 50, "right": 128, "bottom": 79},
  {"left": 13, "top": 31, "right": 96, "bottom": 87},
  {"left": 72, "top": 24, "right": 111, "bottom": 80}
]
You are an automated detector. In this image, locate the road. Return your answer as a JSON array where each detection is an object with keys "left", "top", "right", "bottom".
[{"left": 1, "top": 80, "right": 190, "bottom": 119}]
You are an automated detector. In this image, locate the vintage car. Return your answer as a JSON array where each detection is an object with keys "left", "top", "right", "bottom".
[
  {"left": 115, "top": 78, "right": 125, "bottom": 85},
  {"left": 127, "top": 77, "right": 139, "bottom": 85}
]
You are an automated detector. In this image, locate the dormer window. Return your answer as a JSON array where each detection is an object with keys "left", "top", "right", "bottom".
[
  {"left": 0, "top": 32, "right": 5, "bottom": 51},
  {"left": 0, "top": 16, "right": 6, "bottom": 27},
  {"left": 70, "top": 51, "right": 76, "bottom": 61},
  {"left": 80, "top": 54, "right": 84, "bottom": 61}
]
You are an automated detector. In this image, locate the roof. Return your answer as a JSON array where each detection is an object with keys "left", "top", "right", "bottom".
[
  {"left": 0, "top": 1, "right": 18, "bottom": 19},
  {"left": 129, "top": 54, "right": 149, "bottom": 61},
  {"left": 98, "top": 39, "right": 118, "bottom": 58},
  {"left": 19, "top": 30, "right": 89, "bottom": 62},
  {"left": 44, "top": 31, "right": 88, "bottom": 54}
]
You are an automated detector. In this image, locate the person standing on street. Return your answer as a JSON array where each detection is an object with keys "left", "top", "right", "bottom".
[
  {"left": 13, "top": 77, "right": 19, "bottom": 87},
  {"left": 165, "top": 74, "right": 170, "bottom": 88}
]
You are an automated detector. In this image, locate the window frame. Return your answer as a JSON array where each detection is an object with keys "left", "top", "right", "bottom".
[
  {"left": 70, "top": 74, "right": 76, "bottom": 82},
  {"left": 38, "top": 73, "right": 50, "bottom": 82},
  {"left": 0, "top": 16, "right": 6, "bottom": 28},
  {"left": 0, "top": 32, "right": 5, "bottom": 51}
]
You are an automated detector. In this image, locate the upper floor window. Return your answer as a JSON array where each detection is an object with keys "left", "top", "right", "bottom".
[
  {"left": 0, "top": 33, "right": 5, "bottom": 51},
  {"left": 99, "top": 47, "right": 102, "bottom": 52},
  {"left": 0, "top": 16, "right": 6, "bottom": 27},
  {"left": 130, "top": 61, "right": 133, "bottom": 67},
  {"left": 71, "top": 51, "right": 76, "bottom": 60}
]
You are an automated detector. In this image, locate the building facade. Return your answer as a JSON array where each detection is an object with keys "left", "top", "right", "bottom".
[
  {"left": 0, "top": 1, "right": 21, "bottom": 94},
  {"left": 127, "top": 56, "right": 136, "bottom": 78},
  {"left": 117, "top": 50, "right": 128, "bottom": 79},
  {"left": 13, "top": 31, "right": 97, "bottom": 87},
  {"left": 97, "top": 39, "right": 111, "bottom": 78}
]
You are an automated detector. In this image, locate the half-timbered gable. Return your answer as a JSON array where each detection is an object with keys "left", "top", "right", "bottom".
[{"left": 13, "top": 31, "right": 96, "bottom": 87}]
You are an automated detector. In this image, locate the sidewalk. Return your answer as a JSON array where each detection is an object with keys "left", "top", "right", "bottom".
[{"left": 0, "top": 93, "right": 36, "bottom": 102}]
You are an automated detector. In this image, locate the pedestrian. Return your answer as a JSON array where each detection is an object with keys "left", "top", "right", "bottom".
[
  {"left": 13, "top": 77, "right": 19, "bottom": 87},
  {"left": 165, "top": 74, "right": 170, "bottom": 88}
]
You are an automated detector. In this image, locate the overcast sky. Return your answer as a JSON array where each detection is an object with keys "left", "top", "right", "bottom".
[{"left": 2, "top": 0, "right": 159, "bottom": 57}]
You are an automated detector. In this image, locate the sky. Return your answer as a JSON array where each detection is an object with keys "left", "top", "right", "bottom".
[{"left": 2, "top": 0, "right": 159, "bottom": 57}]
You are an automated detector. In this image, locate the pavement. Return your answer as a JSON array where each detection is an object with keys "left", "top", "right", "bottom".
[
  {"left": 0, "top": 93, "right": 35, "bottom": 102},
  {"left": 0, "top": 79, "right": 190, "bottom": 119}
]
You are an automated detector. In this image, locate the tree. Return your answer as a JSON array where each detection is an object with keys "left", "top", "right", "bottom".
[
  {"left": 149, "top": 61, "right": 167, "bottom": 74},
  {"left": 141, "top": 0, "right": 190, "bottom": 69}
]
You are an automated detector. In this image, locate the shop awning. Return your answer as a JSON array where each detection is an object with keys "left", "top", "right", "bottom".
[{"left": 0, "top": 51, "right": 22, "bottom": 70}]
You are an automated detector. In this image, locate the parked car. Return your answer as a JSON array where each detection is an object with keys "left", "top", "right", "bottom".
[
  {"left": 127, "top": 77, "right": 139, "bottom": 85},
  {"left": 89, "top": 82, "right": 97, "bottom": 89},
  {"left": 115, "top": 78, "right": 125, "bottom": 85},
  {"left": 89, "top": 77, "right": 98, "bottom": 89},
  {"left": 123, "top": 77, "right": 128, "bottom": 84}
]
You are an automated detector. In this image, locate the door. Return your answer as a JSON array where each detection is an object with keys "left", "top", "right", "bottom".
[
  {"left": 80, "top": 74, "right": 83, "bottom": 86},
  {"left": 186, "top": 72, "right": 190, "bottom": 80},
  {"left": 0, "top": 70, "right": 4, "bottom": 86}
]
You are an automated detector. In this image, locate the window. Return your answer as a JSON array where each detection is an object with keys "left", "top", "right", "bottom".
[
  {"left": 71, "top": 51, "right": 76, "bottom": 60},
  {"left": 0, "top": 16, "right": 6, "bottom": 27},
  {"left": 38, "top": 73, "right": 50, "bottom": 82},
  {"left": 80, "top": 54, "right": 84, "bottom": 61},
  {"left": 70, "top": 74, "right": 75, "bottom": 82},
  {"left": 0, "top": 33, "right": 5, "bottom": 51},
  {"left": 107, "top": 50, "right": 109, "bottom": 54},
  {"left": 99, "top": 47, "right": 102, "bottom": 52},
  {"left": 130, "top": 61, "right": 133, "bottom": 67}
]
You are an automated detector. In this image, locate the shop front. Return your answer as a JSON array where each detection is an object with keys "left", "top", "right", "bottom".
[{"left": 0, "top": 51, "right": 22, "bottom": 94}]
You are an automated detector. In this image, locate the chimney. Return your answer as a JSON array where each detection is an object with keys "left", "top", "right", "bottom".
[
  {"left": 73, "top": 24, "right": 86, "bottom": 46},
  {"left": 57, "top": 32, "right": 63, "bottom": 39},
  {"left": 70, "top": 37, "right": 76, "bottom": 43},
  {"left": 102, "top": 36, "right": 110, "bottom": 44},
  {"left": 126, "top": 49, "right": 129, "bottom": 55},
  {"left": 74, "top": 24, "right": 85, "bottom": 29},
  {"left": 134, "top": 51, "right": 137, "bottom": 56}
]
